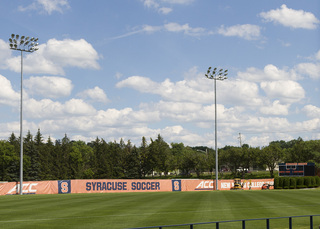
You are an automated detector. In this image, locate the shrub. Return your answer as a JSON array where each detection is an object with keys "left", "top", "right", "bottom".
[
  {"left": 278, "top": 177, "right": 284, "bottom": 189},
  {"left": 311, "top": 176, "right": 316, "bottom": 187},
  {"left": 274, "top": 177, "right": 280, "bottom": 189},
  {"left": 289, "top": 178, "right": 296, "bottom": 189},
  {"left": 304, "top": 177, "right": 312, "bottom": 188},
  {"left": 296, "top": 177, "right": 305, "bottom": 189},
  {"left": 315, "top": 176, "right": 320, "bottom": 187},
  {"left": 283, "top": 177, "right": 290, "bottom": 189}
]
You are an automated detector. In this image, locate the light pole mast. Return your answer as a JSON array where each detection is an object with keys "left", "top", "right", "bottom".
[
  {"left": 8, "top": 34, "right": 39, "bottom": 195},
  {"left": 205, "top": 67, "right": 228, "bottom": 190}
]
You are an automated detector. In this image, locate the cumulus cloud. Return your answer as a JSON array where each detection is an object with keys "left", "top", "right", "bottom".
[
  {"left": 116, "top": 70, "right": 264, "bottom": 108},
  {"left": 238, "top": 64, "right": 301, "bottom": 82},
  {"left": 0, "top": 75, "right": 20, "bottom": 106},
  {"left": 6, "top": 38, "right": 100, "bottom": 75},
  {"left": 0, "top": 40, "right": 11, "bottom": 68},
  {"left": 24, "top": 76, "right": 73, "bottom": 98},
  {"left": 77, "top": 86, "right": 109, "bottom": 103},
  {"left": 116, "top": 76, "right": 207, "bottom": 103},
  {"left": 260, "top": 80, "right": 305, "bottom": 103},
  {"left": 18, "top": 0, "right": 70, "bottom": 15},
  {"left": 218, "top": 24, "right": 261, "bottom": 40},
  {"left": 260, "top": 100, "right": 290, "bottom": 115},
  {"left": 302, "top": 105, "right": 320, "bottom": 118},
  {"left": 260, "top": 4, "right": 320, "bottom": 29},
  {"left": 295, "top": 62, "right": 320, "bottom": 80},
  {"left": 24, "top": 98, "right": 96, "bottom": 119}
]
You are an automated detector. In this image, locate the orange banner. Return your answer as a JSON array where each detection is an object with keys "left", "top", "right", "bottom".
[
  {"left": 0, "top": 181, "right": 58, "bottom": 195},
  {"left": 0, "top": 179, "right": 274, "bottom": 195}
]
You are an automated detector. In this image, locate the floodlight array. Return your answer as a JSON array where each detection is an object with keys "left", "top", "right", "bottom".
[{"left": 9, "top": 34, "right": 39, "bottom": 52}]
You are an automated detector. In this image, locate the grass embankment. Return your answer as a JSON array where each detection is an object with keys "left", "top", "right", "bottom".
[{"left": 0, "top": 189, "right": 319, "bottom": 229}]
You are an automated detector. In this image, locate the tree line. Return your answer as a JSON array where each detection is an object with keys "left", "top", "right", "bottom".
[{"left": 0, "top": 129, "right": 320, "bottom": 182}]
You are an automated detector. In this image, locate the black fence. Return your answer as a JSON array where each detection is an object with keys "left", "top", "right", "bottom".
[{"left": 128, "top": 215, "right": 320, "bottom": 229}]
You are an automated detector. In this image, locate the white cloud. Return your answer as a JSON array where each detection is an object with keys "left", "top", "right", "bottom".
[
  {"left": 260, "top": 80, "right": 305, "bottom": 103},
  {"left": 238, "top": 64, "right": 301, "bottom": 82},
  {"left": 164, "top": 22, "right": 206, "bottom": 36},
  {"left": 24, "top": 98, "right": 96, "bottom": 119},
  {"left": 260, "top": 100, "right": 290, "bottom": 115},
  {"left": 143, "top": 0, "right": 159, "bottom": 8},
  {"left": 0, "top": 40, "right": 11, "bottom": 68},
  {"left": 115, "top": 72, "right": 123, "bottom": 79},
  {"left": 116, "top": 70, "right": 263, "bottom": 107},
  {"left": 43, "top": 39, "right": 100, "bottom": 70},
  {"left": 260, "top": 4, "right": 320, "bottom": 29},
  {"left": 6, "top": 38, "right": 100, "bottom": 75},
  {"left": 296, "top": 62, "right": 320, "bottom": 80},
  {"left": 218, "top": 24, "right": 261, "bottom": 40},
  {"left": 142, "top": 0, "right": 194, "bottom": 14},
  {"left": 116, "top": 76, "right": 207, "bottom": 103},
  {"left": 24, "top": 76, "right": 73, "bottom": 98},
  {"left": 220, "top": 80, "right": 262, "bottom": 106},
  {"left": 18, "top": 0, "right": 70, "bottom": 15},
  {"left": 77, "top": 86, "right": 109, "bottom": 103},
  {"left": 158, "top": 7, "right": 172, "bottom": 14},
  {"left": 302, "top": 105, "right": 320, "bottom": 118},
  {"left": 316, "top": 50, "right": 320, "bottom": 60},
  {"left": 0, "top": 75, "right": 20, "bottom": 106}
]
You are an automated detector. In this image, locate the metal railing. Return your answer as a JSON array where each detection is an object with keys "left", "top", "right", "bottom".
[{"left": 128, "top": 215, "right": 320, "bottom": 229}]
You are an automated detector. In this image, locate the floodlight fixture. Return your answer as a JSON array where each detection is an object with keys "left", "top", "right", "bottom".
[
  {"left": 9, "top": 33, "right": 39, "bottom": 52},
  {"left": 8, "top": 33, "right": 39, "bottom": 195},
  {"left": 205, "top": 66, "right": 228, "bottom": 190}
]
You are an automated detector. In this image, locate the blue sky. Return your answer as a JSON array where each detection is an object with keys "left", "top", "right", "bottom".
[{"left": 0, "top": 0, "right": 319, "bottom": 147}]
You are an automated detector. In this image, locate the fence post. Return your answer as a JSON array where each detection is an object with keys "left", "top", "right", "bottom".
[
  {"left": 266, "top": 219, "right": 270, "bottom": 229},
  {"left": 242, "top": 220, "right": 245, "bottom": 229},
  {"left": 190, "top": 224, "right": 193, "bottom": 229},
  {"left": 216, "top": 222, "right": 219, "bottom": 229},
  {"left": 310, "top": 216, "right": 313, "bottom": 229},
  {"left": 289, "top": 217, "right": 292, "bottom": 229}
]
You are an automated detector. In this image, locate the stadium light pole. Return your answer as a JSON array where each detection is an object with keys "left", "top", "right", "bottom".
[
  {"left": 205, "top": 67, "right": 228, "bottom": 190},
  {"left": 8, "top": 34, "right": 39, "bottom": 195}
]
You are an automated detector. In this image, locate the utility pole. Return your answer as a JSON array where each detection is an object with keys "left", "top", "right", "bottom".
[{"left": 238, "top": 133, "right": 242, "bottom": 147}]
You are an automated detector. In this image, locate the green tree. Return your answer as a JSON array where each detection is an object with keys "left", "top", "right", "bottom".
[
  {"left": 220, "top": 146, "right": 243, "bottom": 176},
  {"left": 139, "top": 136, "right": 153, "bottom": 177},
  {"left": 149, "top": 134, "right": 173, "bottom": 176},
  {"left": 0, "top": 141, "right": 19, "bottom": 181},
  {"left": 24, "top": 131, "right": 41, "bottom": 181},
  {"left": 261, "top": 143, "right": 284, "bottom": 177}
]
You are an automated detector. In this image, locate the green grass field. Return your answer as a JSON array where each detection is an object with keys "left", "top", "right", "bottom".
[{"left": 0, "top": 189, "right": 320, "bottom": 229}]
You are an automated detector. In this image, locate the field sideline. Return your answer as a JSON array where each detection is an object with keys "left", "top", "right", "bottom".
[{"left": 0, "top": 189, "right": 320, "bottom": 229}]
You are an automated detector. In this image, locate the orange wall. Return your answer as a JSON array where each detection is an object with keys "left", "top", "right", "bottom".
[{"left": 0, "top": 178, "right": 274, "bottom": 195}]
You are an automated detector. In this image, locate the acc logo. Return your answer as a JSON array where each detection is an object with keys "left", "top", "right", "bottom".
[
  {"left": 195, "top": 181, "right": 214, "bottom": 190},
  {"left": 58, "top": 180, "right": 71, "bottom": 194},
  {"left": 172, "top": 180, "right": 181, "bottom": 191},
  {"left": 7, "top": 183, "right": 38, "bottom": 195}
]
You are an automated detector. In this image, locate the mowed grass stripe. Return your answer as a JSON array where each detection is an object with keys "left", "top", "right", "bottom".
[{"left": 0, "top": 189, "right": 320, "bottom": 228}]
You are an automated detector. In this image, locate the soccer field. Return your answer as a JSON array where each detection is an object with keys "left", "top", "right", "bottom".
[{"left": 0, "top": 189, "right": 320, "bottom": 229}]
